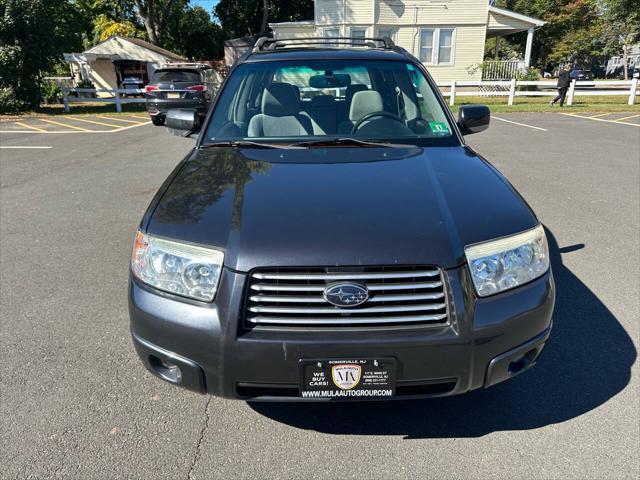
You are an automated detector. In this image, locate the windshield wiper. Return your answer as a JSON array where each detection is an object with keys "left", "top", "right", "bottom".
[
  {"left": 291, "top": 138, "right": 410, "bottom": 148},
  {"left": 200, "top": 140, "right": 304, "bottom": 150}
]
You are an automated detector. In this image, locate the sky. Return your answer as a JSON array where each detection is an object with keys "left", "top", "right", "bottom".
[{"left": 191, "top": 0, "right": 219, "bottom": 14}]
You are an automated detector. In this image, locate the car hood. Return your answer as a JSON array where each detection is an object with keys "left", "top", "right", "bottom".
[{"left": 147, "top": 146, "right": 537, "bottom": 271}]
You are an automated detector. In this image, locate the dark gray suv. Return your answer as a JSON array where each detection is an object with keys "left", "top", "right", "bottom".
[
  {"left": 145, "top": 63, "right": 216, "bottom": 126},
  {"left": 129, "top": 38, "right": 554, "bottom": 401}
]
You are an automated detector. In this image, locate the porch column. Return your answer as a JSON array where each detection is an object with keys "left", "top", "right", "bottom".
[{"left": 524, "top": 28, "right": 534, "bottom": 67}]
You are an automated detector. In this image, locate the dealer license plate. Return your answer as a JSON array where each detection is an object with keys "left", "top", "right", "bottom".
[
  {"left": 300, "top": 358, "right": 395, "bottom": 399},
  {"left": 166, "top": 92, "right": 181, "bottom": 99}
]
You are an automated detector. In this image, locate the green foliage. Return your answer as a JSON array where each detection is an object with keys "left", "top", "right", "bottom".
[
  {"left": 0, "top": 0, "right": 84, "bottom": 110},
  {"left": 40, "top": 80, "right": 62, "bottom": 103},
  {"left": 0, "top": 86, "right": 28, "bottom": 113},
  {"left": 163, "top": 6, "right": 226, "bottom": 59},
  {"left": 215, "top": 0, "right": 314, "bottom": 38},
  {"left": 494, "top": 0, "right": 640, "bottom": 68},
  {"left": 515, "top": 67, "right": 541, "bottom": 90},
  {"left": 77, "top": 79, "right": 96, "bottom": 89},
  {"left": 93, "top": 14, "right": 146, "bottom": 41}
]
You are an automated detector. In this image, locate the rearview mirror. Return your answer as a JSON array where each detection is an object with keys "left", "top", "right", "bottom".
[
  {"left": 166, "top": 109, "right": 200, "bottom": 137},
  {"left": 309, "top": 73, "right": 351, "bottom": 89},
  {"left": 457, "top": 105, "right": 490, "bottom": 135}
]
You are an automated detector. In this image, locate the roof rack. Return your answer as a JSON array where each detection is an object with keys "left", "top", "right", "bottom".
[
  {"left": 159, "top": 62, "right": 212, "bottom": 69},
  {"left": 252, "top": 36, "right": 396, "bottom": 53}
]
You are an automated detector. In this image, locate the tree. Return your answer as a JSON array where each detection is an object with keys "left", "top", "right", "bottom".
[
  {"left": 132, "top": 0, "right": 186, "bottom": 45},
  {"left": 601, "top": 0, "right": 640, "bottom": 79},
  {"left": 93, "top": 14, "right": 146, "bottom": 41},
  {"left": 163, "top": 6, "right": 226, "bottom": 59},
  {"left": 0, "top": 0, "right": 84, "bottom": 110},
  {"left": 214, "top": 0, "right": 313, "bottom": 38}
]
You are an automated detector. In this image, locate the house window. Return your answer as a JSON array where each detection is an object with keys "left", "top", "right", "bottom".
[
  {"left": 419, "top": 29, "right": 434, "bottom": 63},
  {"left": 351, "top": 27, "right": 367, "bottom": 44},
  {"left": 419, "top": 28, "right": 455, "bottom": 65},
  {"left": 324, "top": 27, "right": 340, "bottom": 46},
  {"left": 377, "top": 27, "right": 395, "bottom": 41}
]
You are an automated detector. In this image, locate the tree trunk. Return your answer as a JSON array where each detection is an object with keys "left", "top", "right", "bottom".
[
  {"left": 134, "top": 0, "right": 159, "bottom": 45},
  {"left": 622, "top": 44, "right": 628, "bottom": 80},
  {"left": 260, "top": 0, "right": 269, "bottom": 34}
]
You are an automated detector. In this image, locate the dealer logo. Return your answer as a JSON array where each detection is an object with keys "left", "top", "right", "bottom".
[{"left": 331, "top": 364, "right": 362, "bottom": 390}]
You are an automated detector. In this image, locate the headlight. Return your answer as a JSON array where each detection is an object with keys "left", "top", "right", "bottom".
[
  {"left": 465, "top": 224, "right": 549, "bottom": 297},
  {"left": 131, "top": 231, "right": 224, "bottom": 301}
]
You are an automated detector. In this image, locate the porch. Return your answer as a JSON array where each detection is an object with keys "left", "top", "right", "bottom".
[{"left": 483, "top": 6, "right": 545, "bottom": 80}]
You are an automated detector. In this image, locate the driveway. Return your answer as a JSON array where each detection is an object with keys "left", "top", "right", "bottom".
[{"left": 0, "top": 113, "right": 638, "bottom": 479}]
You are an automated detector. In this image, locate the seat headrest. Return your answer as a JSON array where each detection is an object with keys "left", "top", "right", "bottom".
[
  {"left": 262, "top": 82, "right": 300, "bottom": 116},
  {"left": 345, "top": 84, "right": 368, "bottom": 105},
  {"left": 349, "top": 90, "right": 384, "bottom": 121},
  {"left": 311, "top": 95, "right": 335, "bottom": 108}
]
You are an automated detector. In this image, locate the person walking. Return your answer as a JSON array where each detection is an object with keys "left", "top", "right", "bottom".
[{"left": 550, "top": 64, "right": 572, "bottom": 107}]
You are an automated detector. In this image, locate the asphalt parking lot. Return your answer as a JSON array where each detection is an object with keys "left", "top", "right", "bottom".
[{"left": 1, "top": 112, "right": 638, "bottom": 479}]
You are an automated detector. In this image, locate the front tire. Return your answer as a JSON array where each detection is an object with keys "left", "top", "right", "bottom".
[{"left": 150, "top": 115, "right": 165, "bottom": 126}]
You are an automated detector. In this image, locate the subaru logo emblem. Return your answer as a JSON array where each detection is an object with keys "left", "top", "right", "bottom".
[{"left": 323, "top": 283, "right": 369, "bottom": 308}]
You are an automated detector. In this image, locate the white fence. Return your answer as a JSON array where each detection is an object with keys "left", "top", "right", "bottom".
[
  {"left": 62, "top": 88, "right": 146, "bottom": 112},
  {"left": 61, "top": 79, "right": 639, "bottom": 112},
  {"left": 437, "top": 79, "right": 639, "bottom": 106}
]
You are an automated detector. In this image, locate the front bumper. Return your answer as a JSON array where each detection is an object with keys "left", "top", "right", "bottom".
[{"left": 129, "top": 266, "right": 554, "bottom": 400}]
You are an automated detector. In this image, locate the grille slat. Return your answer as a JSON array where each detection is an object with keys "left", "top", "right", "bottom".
[
  {"left": 251, "top": 270, "right": 440, "bottom": 281},
  {"left": 250, "top": 292, "right": 444, "bottom": 303},
  {"left": 247, "top": 313, "right": 448, "bottom": 325},
  {"left": 250, "top": 281, "right": 443, "bottom": 292},
  {"left": 246, "top": 266, "right": 449, "bottom": 328}
]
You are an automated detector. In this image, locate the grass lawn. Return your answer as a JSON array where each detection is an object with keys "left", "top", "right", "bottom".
[
  {"left": 449, "top": 95, "right": 639, "bottom": 113},
  {"left": 0, "top": 102, "right": 148, "bottom": 121},
  {"left": 1, "top": 94, "right": 638, "bottom": 120}
]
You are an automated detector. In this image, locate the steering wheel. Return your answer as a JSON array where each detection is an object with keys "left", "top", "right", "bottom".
[{"left": 351, "top": 111, "right": 405, "bottom": 134}]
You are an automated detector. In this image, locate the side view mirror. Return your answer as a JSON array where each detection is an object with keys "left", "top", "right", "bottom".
[
  {"left": 457, "top": 105, "right": 490, "bottom": 135},
  {"left": 166, "top": 109, "right": 200, "bottom": 137}
]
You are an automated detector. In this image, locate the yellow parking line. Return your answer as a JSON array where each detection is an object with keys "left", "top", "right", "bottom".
[
  {"left": 14, "top": 122, "right": 47, "bottom": 132},
  {"left": 615, "top": 114, "right": 640, "bottom": 122},
  {"left": 64, "top": 116, "right": 121, "bottom": 128},
  {"left": 589, "top": 113, "right": 613, "bottom": 118},
  {"left": 95, "top": 115, "right": 144, "bottom": 124},
  {"left": 39, "top": 118, "right": 92, "bottom": 132},
  {"left": 128, "top": 115, "right": 150, "bottom": 119},
  {"left": 559, "top": 112, "right": 640, "bottom": 127}
]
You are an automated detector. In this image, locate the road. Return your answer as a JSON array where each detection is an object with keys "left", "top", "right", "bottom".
[{"left": 1, "top": 113, "right": 638, "bottom": 479}]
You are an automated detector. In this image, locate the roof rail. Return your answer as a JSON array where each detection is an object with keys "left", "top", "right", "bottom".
[
  {"left": 251, "top": 36, "right": 396, "bottom": 53},
  {"left": 159, "top": 62, "right": 212, "bottom": 69}
]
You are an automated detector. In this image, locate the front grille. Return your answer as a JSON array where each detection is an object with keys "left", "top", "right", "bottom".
[{"left": 245, "top": 266, "right": 449, "bottom": 327}]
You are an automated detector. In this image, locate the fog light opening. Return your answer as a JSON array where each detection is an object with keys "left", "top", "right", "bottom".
[
  {"left": 508, "top": 348, "right": 538, "bottom": 376},
  {"left": 149, "top": 355, "right": 182, "bottom": 384}
]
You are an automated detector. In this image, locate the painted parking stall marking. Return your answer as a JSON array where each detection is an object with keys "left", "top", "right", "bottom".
[
  {"left": 0, "top": 115, "right": 150, "bottom": 134},
  {"left": 492, "top": 116, "right": 548, "bottom": 131},
  {"left": 560, "top": 112, "right": 640, "bottom": 127}
]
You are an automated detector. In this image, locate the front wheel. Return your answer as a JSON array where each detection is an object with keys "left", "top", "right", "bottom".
[{"left": 150, "top": 115, "right": 165, "bottom": 126}]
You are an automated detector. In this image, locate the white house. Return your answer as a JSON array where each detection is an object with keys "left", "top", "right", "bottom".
[
  {"left": 64, "top": 36, "right": 186, "bottom": 94},
  {"left": 269, "top": 0, "right": 544, "bottom": 82},
  {"left": 606, "top": 43, "right": 640, "bottom": 77}
]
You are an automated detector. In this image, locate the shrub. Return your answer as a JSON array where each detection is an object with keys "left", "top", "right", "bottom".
[
  {"left": 0, "top": 87, "right": 28, "bottom": 114},
  {"left": 516, "top": 68, "right": 540, "bottom": 91},
  {"left": 77, "top": 79, "right": 96, "bottom": 89},
  {"left": 41, "top": 81, "right": 62, "bottom": 104}
]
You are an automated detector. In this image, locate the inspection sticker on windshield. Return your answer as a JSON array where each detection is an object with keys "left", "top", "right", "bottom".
[
  {"left": 429, "top": 121, "right": 450, "bottom": 134},
  {"left": 299, "top": 358, "right": 395, "bottom": 399}
]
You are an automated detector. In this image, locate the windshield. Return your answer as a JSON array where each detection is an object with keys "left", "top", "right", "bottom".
[
  {"left": 152, "top": 70, "right": 201, "bottom": 83},
  {"left": 204, "top": 59, "right": 457, "bottom": 146}
]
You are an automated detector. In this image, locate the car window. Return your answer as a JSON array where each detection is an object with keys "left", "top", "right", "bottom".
[
  {"left": 204, "top": 59, "right": 456, "bottom": 146},
  {"left": 152, "top": 70, "right": 201, "bottom": 83}
]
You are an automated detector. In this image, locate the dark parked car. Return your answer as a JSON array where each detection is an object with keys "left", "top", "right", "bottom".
[
  {"left": 145, "top": 63, "right": 216, "bottom": 126},
  {"left": 130, "top": 38, "right": 555, "bottom": 401},
  {"left": 569, "top": 69, "right": 594, "bottom": 81}
]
